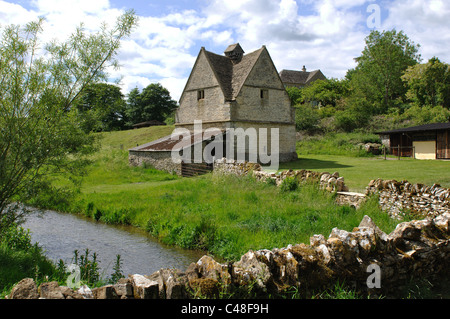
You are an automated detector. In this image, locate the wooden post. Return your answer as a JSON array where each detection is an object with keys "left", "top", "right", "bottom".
[
  {"left": 383, "top": 145, "right": 386, "bottom": 160},
  {"left": 398, "top": 145, "right": 400, "bottom": 160}
]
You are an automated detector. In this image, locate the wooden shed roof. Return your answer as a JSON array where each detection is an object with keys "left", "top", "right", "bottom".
[{"left": 377, "top": 122, "right": 450, "bottom": 135}]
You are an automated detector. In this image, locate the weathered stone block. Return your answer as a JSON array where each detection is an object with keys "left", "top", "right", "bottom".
[
  {"left": 130, "top": 274, "right": 159, "bottom": 299},
  {"left": 38, "top": 281, "right": 65, "bottom": 299},
  {"left": 113, "top": 278, "right": 134, "bottom": 299},
  {"left": 8, "top": 278, "right": 39, "bottom": 299},
  {"left": 92, "top": 285, "right": 118, "bottom": 299}
]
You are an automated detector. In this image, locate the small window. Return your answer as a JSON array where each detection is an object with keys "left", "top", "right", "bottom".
[
  {"left": 260, "top": 89, "right": 268, "bottom": 99},
  {"left": 197, "top": 90, "right": 205, "bottom": 100}
]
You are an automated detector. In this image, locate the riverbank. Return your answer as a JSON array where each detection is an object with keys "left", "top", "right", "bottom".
[
  {"left": 24, "top": 126, "right": 450, "bottom": 261},
  {"left": 22, "top": 209, "right": 204, "bottom": 276},
  {"left": 5, "top": 126, "right": 450, "bottom": 298},
  {"left": 26, "top": 152, "right": 400, "bottom": 261}
]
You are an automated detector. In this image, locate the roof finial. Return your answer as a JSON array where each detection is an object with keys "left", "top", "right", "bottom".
[
  {"left": 224, "top": 43, "right": 244, "bottom": 63},
  {"left": 302, "top": 65, "right": 306, "bottom": 72}
]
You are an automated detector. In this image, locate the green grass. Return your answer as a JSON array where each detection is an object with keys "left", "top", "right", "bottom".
[
  {"left": 100, "top": 125, "right": 175, "bottom": 150},
  {"left": 63, "top": 172, "right": 396, "bottom": 262},
  {"left": 291, "top": 132, "right": 450, "bottom": 192},
  {"left": 8, "top": 126, "right": 449, "bottom": 298},
  {"left": 27, "top": 125, "right": 399, "bottom": 261},
  {"left": 0, "top": 226, "right": 57, "bottom": 296},
  {"left": 27, "top": 126, "right": 449, "bottom": 262},
  {"left": 280, "top": 154, "right": 450, "bottom": 193},
  {"left": 296, "top": 132, "right": 381, "bottom": 157}
]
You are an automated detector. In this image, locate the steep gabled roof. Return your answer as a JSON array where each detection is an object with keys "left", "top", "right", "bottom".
[
  {"left": 279, "top": 69, "right": 326, "bottom": 86},
  {"left": 230, "top": 47, "right": 264, "bottom": 98},
  {"left": 203, "top": 50, "right": 233, "bottom": 100},
  {"left": 182, "top": 44, "right": 266, "bottom": 102}
]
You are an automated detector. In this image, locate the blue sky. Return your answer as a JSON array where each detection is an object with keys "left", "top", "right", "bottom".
[{"left": 1, "top": 0, "right": 449, "bottom": 101}]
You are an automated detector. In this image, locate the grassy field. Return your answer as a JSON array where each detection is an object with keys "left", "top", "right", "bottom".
[
  {"left": 280, "top": 154, "right": 450, "bottom": 193},
  {"left": 28, "top": 126, "right": 449, "bottom": 261},
  {"left": 291, "top": 132, "right": 450, "bottom": 192},
  {"left": 16, "top": 125, "right": 449, "bottom": 299},
  {"left": 32, "top": 126, "right": 450, "bottom": 262},
  {"left": 36, "top": 147, "right": 397, "bottom": 261}
]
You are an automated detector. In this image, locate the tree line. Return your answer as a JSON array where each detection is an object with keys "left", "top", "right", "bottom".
[
  {"left": 73, "top": 82, "right": 178, "bottom": 132},
  {"left": 288, "top": 29, "right": 450, "bottom": 133}
]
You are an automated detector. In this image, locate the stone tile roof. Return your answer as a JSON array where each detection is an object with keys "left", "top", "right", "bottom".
[
  {"left": 224, "top": 43, "right": 244, "bottom": 54},
  {"left": 279, "top": 69, "right": 324, "bottom": 86},
  {"left": 202, "top": 45, "right": 264, "bottom": 101}
]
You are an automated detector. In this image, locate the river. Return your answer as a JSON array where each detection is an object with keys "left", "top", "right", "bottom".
[{"left": 22, "top": 209, "right": 204, "bottom": 278}]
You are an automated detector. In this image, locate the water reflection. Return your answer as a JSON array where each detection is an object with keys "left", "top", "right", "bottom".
[{"left": 22, "top": 209, "right": 203, "bottom": 277}]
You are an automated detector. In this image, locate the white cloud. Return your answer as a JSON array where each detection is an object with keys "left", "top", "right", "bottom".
[
  {"left": 197, "top": 0, "right": 369, "bottom": 79},
  {"left": 31, "top": 0, "right": 110, "bottom": 13},
  {"left": 2, "top": 0, "right": 449, "bottom": 101},
  {"left": 0, "top": 0, "right": 38, "bottom": 25},
  {"left": 383, "top": 0, "right": 450, "bottom": 63}
]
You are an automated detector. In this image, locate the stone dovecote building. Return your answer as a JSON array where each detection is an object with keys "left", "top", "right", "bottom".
[{"left": 129, "top": 43, "right": 297, "bottom": 175}]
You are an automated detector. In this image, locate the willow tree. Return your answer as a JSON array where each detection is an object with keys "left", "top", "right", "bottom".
[{"left": 0, "top": 11, "right": 138, "bottom": 232}]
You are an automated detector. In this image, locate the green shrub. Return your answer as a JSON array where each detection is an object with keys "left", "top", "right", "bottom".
[
  {"left": 280, "top": 177, "right": 299, "bottom": 192},
  {"left": 0, "top": 224, "right": 57, "bottom": 295},
  {"left": 295, "top": 104, "right": 320, "bottom": 132}
]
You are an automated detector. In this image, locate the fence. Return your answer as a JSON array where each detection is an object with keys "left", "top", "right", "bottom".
[{"left": 387, "top": 145, "right": 415, "bottom": 159}]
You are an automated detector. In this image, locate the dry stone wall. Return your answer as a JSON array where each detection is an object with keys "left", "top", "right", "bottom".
[
  {"left": 366, "top": 179, "right": 450, "bottom": 219},
  {"left": 8, "top": 213, "right": 450, "bottom": 299},
  {"left": 7, "top": 160, "right": 450, "bottom": 299},
  {"left": 213, "top": 158, "right": 350, "bottom": 193}
]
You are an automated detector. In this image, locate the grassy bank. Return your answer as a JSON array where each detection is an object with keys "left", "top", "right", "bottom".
[
  {"left": 9, "top": 126, "right": 449, "bottom": 298},
  {"left": 37, "top": 168, "right": 398, "bottom": 262},
  {"left": 0, "top": 225, "right": 56, "bottom": 296},
  {"left": 25, "top": 127, "right": 450, "bottom": 261},
  {"left": 24, "top": 127, "right": 405, "bottom": 262},
  {"left": 0, "top": 222, "right": 125, "bottom": 296},
  {"left": 295, "top": 132, "right": 382, "bottom": 157}
]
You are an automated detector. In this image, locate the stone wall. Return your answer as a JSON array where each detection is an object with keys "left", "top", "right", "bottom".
[
  {"left": 213, "top": 158, "right": 350, "bottom": 193},
  {"left": 9, "top": 213, "right": 450, "bottom": 299},
  {"left": 129, "top": 150, "right": 181, "bottom": 175},
  {"left": 366, "top": 178, "right": 450, "bottom": 219},
  {"left": 9, "top": 160, "right": 449, "bottom": 299},
  {"left": 213, "top": 159, "right": 450, "bottom": 216}
]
